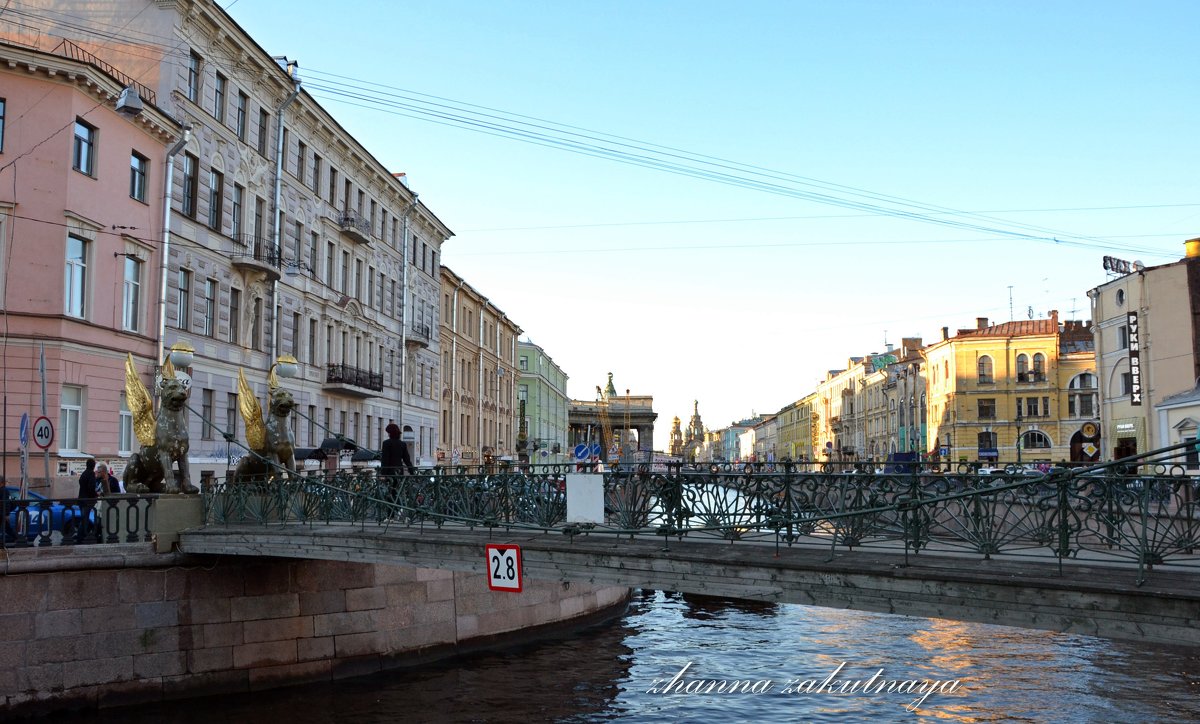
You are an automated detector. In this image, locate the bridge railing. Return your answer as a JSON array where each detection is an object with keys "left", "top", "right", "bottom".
[
  {"left": 1, "top": 495, "right": 158, "bottom": 548},
  {"left": 200, "top": 442, "right": 1200, "bottom": 584}
]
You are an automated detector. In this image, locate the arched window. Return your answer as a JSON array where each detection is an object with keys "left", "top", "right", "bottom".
[
  {"left": 978, "top": 431, "right": 997, "bottom": 449},
  {"left": 1016, "top": 353, "right": 1029, "bottom": 381},
  {"left": 1023, "top": 430, "right": 1052, "bottom": 449},
  {"left": 977, "top": 355, "right": 994, "bottom": 384},
  {"left": 1032, "top": 353, "right": 1046, "bottom": 381}
]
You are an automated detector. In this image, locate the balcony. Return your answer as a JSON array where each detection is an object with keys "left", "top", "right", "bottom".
[
  {"left": 230, "top": 238, "right": 281, "bottom": 281},
  {"left": 406, "top": 322, "right": 432, "bottom": 350},
  {"left": 323, "top": 363, "right": 383, "bottom": 397},
  {"left": 336, "top": 209, "right": 373, "bottom": 245}
]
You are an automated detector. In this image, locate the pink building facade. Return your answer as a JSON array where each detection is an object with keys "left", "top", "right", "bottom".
[{"left": 0, "top": 41, "right": 179, "bottom": 494}]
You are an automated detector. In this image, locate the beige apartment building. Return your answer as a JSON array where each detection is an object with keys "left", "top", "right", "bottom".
[
  {"left": 1089, "top": 241, "right": 1200, "bottom": 461},
  {"left": 439, "top": 267, "right": 521, "bottom": 465}
]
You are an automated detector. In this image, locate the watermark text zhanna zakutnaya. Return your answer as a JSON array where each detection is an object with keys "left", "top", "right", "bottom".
[{"left": 646, "top": 662, "right": 961, "bottom": 712}]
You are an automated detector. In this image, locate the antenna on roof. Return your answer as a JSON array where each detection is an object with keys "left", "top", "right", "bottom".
[{"left": 1008, "top": 286, "right": 1014, "bottom": 321}]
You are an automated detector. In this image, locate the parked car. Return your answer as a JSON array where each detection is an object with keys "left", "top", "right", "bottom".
[{"left": 3, "top": 486, "right": 94, "bottom": 541}]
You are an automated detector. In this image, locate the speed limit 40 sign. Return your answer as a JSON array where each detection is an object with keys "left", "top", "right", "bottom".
[
  {"left": 486, "top": 544, "right": 523, "bottom": 592},
  {"left": 32, "top": 416, "right": 54, "bottom": 450}
]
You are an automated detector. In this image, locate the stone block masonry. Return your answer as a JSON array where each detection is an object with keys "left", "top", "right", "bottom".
[{"left": 0, "top": 545, "right": 629, "bottom": 717}]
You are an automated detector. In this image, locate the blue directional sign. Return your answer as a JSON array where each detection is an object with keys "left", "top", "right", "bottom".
[
  {"left": 574, "top": 444, "right": 589, "bottom": 460},
  {"left": 18, "top": 412, "right": 29, "bottom": 448}
]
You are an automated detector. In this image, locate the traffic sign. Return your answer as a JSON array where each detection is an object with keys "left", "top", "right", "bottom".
[
  {"left": 573, "top": 443, "right": 589, "bottom": 460},
  {"left": 32, "top": 416, "right": 54, "bottom": 450},
  {"left": 18, "top": 412, "right": 29, "bottom": 448},
  {"left": 486, "top": 544, "right": 523, "bottom": 592}
]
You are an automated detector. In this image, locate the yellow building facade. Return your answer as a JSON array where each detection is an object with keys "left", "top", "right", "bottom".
[{"left": 924, "top": 312, "right": 1098, "bottom": 465}]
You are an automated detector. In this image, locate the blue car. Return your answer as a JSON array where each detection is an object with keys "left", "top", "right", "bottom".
[{"left": 3, "top": 486, "right": 95, "bottom": 541}]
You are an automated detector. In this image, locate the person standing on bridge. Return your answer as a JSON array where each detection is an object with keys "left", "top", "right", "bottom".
[{"left": 381, "top": 423, "right": 417, "bottom": 477}]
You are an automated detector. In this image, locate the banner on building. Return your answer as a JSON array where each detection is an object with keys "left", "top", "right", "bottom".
[{"left": 1127, "top": 311, "right": 1142, "bottom": 406}]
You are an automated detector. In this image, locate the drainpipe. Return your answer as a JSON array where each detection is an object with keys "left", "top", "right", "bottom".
[
  {"left": 477, "top": 302, "right": 487, "bottom": 459},
  {"left": 398, "top": 193, "right": 419, "bottom": 429},
  {"left": 270, "top": 59, "right": 301, "bottom": 362},
  {"left": 156, "top": 124, "right": 193, "bottom": 370},
  {"left": 450, "top": 276, "right": 465, "bottom": 457}
]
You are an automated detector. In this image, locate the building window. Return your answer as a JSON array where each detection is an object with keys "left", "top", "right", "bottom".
[
  {"left": 1120, "top": 372, "right": 1133, "bottom": 396},
  {"left": 121, "top": 256, "right": 142, "bottom": 331},
  {"left": 232, "top": 184, "right": 244, "bottom": 239},
  {"left": 974, "top": 398, "right": 993, "bottom": 422},
  {"left": 977, "top": 355, "right": 993, "bottom": 384},
  {"left": 236, "top": 91, "right": 248, "bottom": 141},
  {"left": 296, "top": 140, "right": 306, "bottom": 185},
  {"left": 60, "top": 385, "right": 83, "bottom": 452},
  {"left": 229, "top": 288, "right": 241, "bottom": 344},
  {"left": 254, "top": 197, "right": 266, "bottom": 239},
  {"left": 214, "top": 73, "right": 227, "bottom": 122},
  {"left": 1016, "top": 353, "right": 1029, "bottom": 381},
  {"left": 328, "top": 167, "right": 338, "bottom": 206},
  {"left": 177, "top": 269, "right": 191, "bottom": 330},
  {"left": 130, "top": 152, "right": 148, "bottom": 202},
  {"left": 226, "top": 392, "right": 239, "bottom": 442},
  {"left": 201, "top": 279, "right": 217, "bottom": 337},
  {"left": 309, "top": 231, "right": 319, "bottom": 272},
  {"left": 1023, "top": 430, "right": 1051, "bottom": 449},
  {"left": 341, "top": 250, "right": 350, "bottom": 292},
  {"left": 187, "top": 50, "right": 202, "bottom": 103},
  {"left": 977, "top": 431, "right": 996, "bottom": 451},
  {"left": 1068, "top": 373, "right": 1097, "bottom": 418},
  {"left": 292, "top": 312, "right": 302, "bottom": 357},
  {"left": 1023, "top": 397, "right": 1040, "bottom": 418},
  {"left": 0, "top": 98, "right": 5, "bottom": 152},
  {"left": 1116, "top": 289, "right": 1126, "bottom": 307},
  {"left": 308, "top": 318, "right": 317, "bottom": 364},
  {"left": 325, "top": 241, "right": 334, "bottom": 284},
  {"left": 519, "top": 356, "right": 528, "bottom": 371},
  {"left": 257, "top": 108, "right": 269, "bottom": 155},
  {"left": 181, "top": 153, "right": 199, "bottom": 218},
  {"left": 118, "top": 393, "right": 133, "bottom": 455},
  {"left": 1117, "top": 325, "right": 1129, "bottom": 350},
  {"left": 251, "top": 296, "right": 264, "bottom": 351},
  {"left": 64, "top": 234, "right": 88, "bottom": 318},
  {"left": 207, "top": 169, "right": 224, "bottom": 230},
  {"left": 200, "top": 388, "right": 214, "bottom": 441},
  {"left": 311, "top": 154, "right": 322, "bottom": 193},
  {"left": 73, "top": 119, "right": 96, "bottom": 175},
  {"left": 1032, "top": 353, "right": 1046, "bottom": 381}
]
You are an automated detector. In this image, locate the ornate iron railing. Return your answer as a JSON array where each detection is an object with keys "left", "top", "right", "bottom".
[
  {"left": 325, "top": 363, "right": 383, "bottom": 392},
  {"left": 202, "top": 442, "right": 1200, "bottom": 584},
  {"left": 1, "top": 495, "right": 158, "bottom": 548}
]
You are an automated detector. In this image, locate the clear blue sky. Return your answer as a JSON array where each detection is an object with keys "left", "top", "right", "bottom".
[{"left": 228, "top": 0, "right": 1199, "bottom": 444}]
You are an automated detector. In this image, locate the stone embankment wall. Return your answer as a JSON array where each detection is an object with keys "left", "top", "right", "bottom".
[{"left": 0, "top": 545, "right": 629, "bottom": 716}]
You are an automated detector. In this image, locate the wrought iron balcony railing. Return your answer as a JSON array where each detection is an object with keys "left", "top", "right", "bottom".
[
  {"left": 325, "top": 363, "right": 383, "bottom": 392},
  {"left": 336, "top": 209, "right": 373, "bottom": 244}
]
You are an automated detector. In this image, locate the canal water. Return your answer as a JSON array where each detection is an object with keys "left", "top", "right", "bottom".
[{"left": 73, "top": 590, "right": 1199, "bottom": 723}]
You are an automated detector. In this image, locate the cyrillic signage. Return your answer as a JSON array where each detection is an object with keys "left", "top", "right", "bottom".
[{"left": 1127, "top": 312, "right": 1142, "bottom": 405}]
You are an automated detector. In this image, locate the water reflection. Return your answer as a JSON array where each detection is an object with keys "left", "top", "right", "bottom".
[{"left": 56, "top": 589, "right": 1199, "bottom": 724}]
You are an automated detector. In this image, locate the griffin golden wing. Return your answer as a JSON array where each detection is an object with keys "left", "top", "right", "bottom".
[
  {"left": 238, "top": 368, "right": 266, "bottom": 452},
  {"left": 125, "top": 354, "right": 157, "bottom": 447}
]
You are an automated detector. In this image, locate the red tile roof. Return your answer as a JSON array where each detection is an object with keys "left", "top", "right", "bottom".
[{"left": 955, "top": 318, "right": 1058, "bottom": 339}]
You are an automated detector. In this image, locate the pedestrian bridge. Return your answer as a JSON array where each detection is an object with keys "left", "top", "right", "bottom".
[{"left": 175, "top": 440, "right": 1200, "bottom": 647}]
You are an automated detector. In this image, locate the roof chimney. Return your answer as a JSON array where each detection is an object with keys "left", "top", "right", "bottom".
[
  {"left": 941, "top": 326, "right": 949, "bottom": 341},
  {"left": 976, "top": 317, "right": 988, "bottom": 330}
]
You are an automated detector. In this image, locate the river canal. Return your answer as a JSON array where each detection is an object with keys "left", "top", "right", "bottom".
[{"left": 70, "top": 589, "right": 1198, "bottom": 723}]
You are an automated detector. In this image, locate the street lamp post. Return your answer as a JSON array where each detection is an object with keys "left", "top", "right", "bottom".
[{"left": 1015, "top": 407, "right": 1023, "bottom": 465}]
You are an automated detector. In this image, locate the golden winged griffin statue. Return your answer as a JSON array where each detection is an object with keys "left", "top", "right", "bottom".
[
  {"left": 230, "top": 365, "right": 298, "bottom": 483},
  {"left": 123, "top": 354, "right": 198, "bottom": 494}
]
